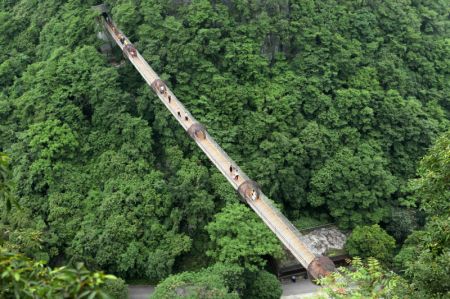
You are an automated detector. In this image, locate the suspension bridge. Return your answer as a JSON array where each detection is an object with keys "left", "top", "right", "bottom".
[{"left": 96, "top": 7, "right": 335, "bottom": 279}]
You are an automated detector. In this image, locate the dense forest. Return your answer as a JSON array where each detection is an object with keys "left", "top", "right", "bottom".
[{"left": 0, "top": 0, "right": 448, "bottom": 298}]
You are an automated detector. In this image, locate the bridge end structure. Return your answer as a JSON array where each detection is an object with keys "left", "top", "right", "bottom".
[
  {"left": 237, "top": 180, "right": 336, "bottom": 280},
  {"left": 307, "top": 255, "right": 336, "bottom": 280},
  {"left": 188, "top": 123, "right": 206, "bottom": 140},
  {"left": 237, "top": 180, "right": 261, "bottom": 203},
  {"left": 92, "top": 3, "right": 109, "bottom": 14}
]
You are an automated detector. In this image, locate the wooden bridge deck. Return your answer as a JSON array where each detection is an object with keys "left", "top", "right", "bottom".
[{"left": 104, "top": 20, "right": 316, "bottom": 269}]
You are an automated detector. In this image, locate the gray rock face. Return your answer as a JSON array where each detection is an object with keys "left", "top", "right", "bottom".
[
  {"left": 278, "top": 226, "right": 347, "bottom": 270},
  {"left": 302, "top": 227, "right": 347, "bottom": 256}
]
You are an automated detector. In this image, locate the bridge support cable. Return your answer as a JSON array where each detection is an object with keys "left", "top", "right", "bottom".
[{"left": 99, "top": 14, "right": 334, "bottom": 279}]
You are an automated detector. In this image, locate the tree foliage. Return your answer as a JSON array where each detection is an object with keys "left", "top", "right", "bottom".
[
  {"left": 205, "top": 204, "right": 283, "bottom": 271},
  {"left": 394, "top": 131, "right": 450, "bottom": 298},
  {"left": 0, "top": 0, "right": 448, "bottom": 290},
  {"left": 153, "top": 262, "right": 282, "bottom": 299},
  {"left": 0, "top": 152, "right": 14, "bottom": 211},
  {"left": 152, "top": 264, "right": 240, "bottom": 299},
  {"left": 345, "top": 224, "right": 396, "bottom": 265},
  {"left": 308, "top": 143, "right": 396, "bottom": 228},
  {"left": 410, "top": 130, "right": 450, "bottom": 216},
  {"left": 317, "top": 257, "right": 412, "bottom": 299},
  {"left": 385, "top": 207, "right": 423, "bottom": 243},
  {"left": 241, "top": 269, "right": 282, "bottom": 299},
  {"left": 395, "top": 217, "right": 450, "bottom": 298},
  {"left": 102, "top": 278, "right": 128, "bottom": 299},
  {"left": 0, "top": 247, "right": 117, "bottom": 299}
]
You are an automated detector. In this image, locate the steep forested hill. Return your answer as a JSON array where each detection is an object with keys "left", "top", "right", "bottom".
[{"left": 0, "top": 0, "right": 448, "bottom": 291}]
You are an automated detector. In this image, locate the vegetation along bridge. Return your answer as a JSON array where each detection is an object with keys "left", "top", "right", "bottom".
[{"left": 96, "top": 7, "right": 335, "bottom": 279}]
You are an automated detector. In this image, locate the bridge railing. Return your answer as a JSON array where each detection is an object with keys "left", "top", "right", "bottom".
[
  {"left": 253, "top": 201, "right": 310, "bottom": 266},
  {"left": 260, "top": 195, "right": 317, "bottom": 255}
]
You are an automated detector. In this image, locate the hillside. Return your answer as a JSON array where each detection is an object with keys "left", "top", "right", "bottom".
[{"left": 0, "top": 1, "right": 448, "bottom": 298}]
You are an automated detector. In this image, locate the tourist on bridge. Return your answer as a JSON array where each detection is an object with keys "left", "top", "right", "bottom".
[
  {"left": 184, "top": 113, "right": 189, "bottom": 121},
  {"left": 102, "top": 12, "right": 111, "bottom": 24},
  {"left": 168, "top": 95, "right": 171, "bottom": 103},
  {"left": 251, "top": 190, "right": 257, "bottom": 201},
  {"left": 234, "top": 169, "right": 239, "bottom": 181},
  {"left": 291, "top": 275, "right": 296, "bottom": 283},
  {"left": 229, "top": 165, "right": 233, "bottom": 173},
  {"left": 118, "top": 34, "right": 125, "bottom": 44},
  {"left": 177, "top": 111, "right": 181, "bottom": 117},
  {"left": 159, "top": 84, "right": 166, "bottom": 94}
]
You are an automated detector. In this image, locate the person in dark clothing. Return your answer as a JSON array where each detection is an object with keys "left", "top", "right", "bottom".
[
  {"left": 184, "top": 113, "right": 189, "bottom": 121},
  {"left": 118, "top": 34, "right": 125, "bottom": 44},
  {"left": 177, "top": 111, "right": 181, "bottom": 117},
  {"left": 229, "top": 165, "right": 233, "bottom": 173},
  {"left": 168, "top": 95, "right": 171, "bottom": 103},
  {"left": 291, "top": 275, "right": 296, "bottom": 283},
  {"left": 102, "top": 12, "right": 111, "bottom": 24}
]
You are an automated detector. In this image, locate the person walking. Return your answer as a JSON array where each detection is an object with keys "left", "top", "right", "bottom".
[
  {"left": 234, "top": 169, "right": 239, "bottom": 181},
  {"left": 251, "top": 190, "right": 257, "bottom": 201},
  {"left": 168, "top": 95, "right": 171, "bottom": 103},
  {"left": 184, "top": 113, "right": 189, "bottom": 121},
  {"left": 177, "top": 111, "right": 181, "bottom": 117},
  {"left": 291, "top": 275, "right": 296, "bottom": 283},
  {"left": 118, "top": 34, "right": 125, "bottom": 44}
]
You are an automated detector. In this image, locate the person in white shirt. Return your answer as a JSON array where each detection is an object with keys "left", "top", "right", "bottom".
[{"left": 251, "top": 190, "right": 257, "bottom": 201}]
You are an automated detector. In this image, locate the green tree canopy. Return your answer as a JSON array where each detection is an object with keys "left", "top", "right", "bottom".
[
  {"left": 317, "top": 257, "right": 412, "bottom": 299},
  {"left": 309, "top": 143, "right": 397, "bottom": 228},
  {"left": 395, "top": 216, "right": 450, "bottom": 298},
  {"left": 205, "top": 203, "right": 283, "bottom": 271},
  {"left": 394, "top": 131, "right": 450, "bottom": 298},
  {"left": 0, "top": 247, "right": 118, "bottom": 299},
  {"left": 0, "top": 0, "right": 448, "bottom": 288},
  {"left": 153, "top": 262, "right": 282, "bottom": 299},
  {"left": 242, "top": 269, "right": 282, "bottom": 299},
  {"left": 152, "top": 264, "right": 240, "bottom": 299},
  {"left": 411, "top": 130, "right": 450, "bottom": 216},
  {"left": 345, "top": 224, "right": 396, "bottom": 265},
  {"left": 0, "top": 152, "right": 14, "bottom": 211}
]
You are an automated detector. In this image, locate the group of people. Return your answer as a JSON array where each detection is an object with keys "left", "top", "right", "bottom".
[
  {"left": 105, "top": 15, "right": 137, "bottom": 57},
  {"left": 229, "top": 166, "right": 259, "bottom": 201},
  {"left": 176, "top": 111, "right": 189, "bottom": 121},
  {"left": 103, "top": 13, "right": 123, "bottom": 44},
  {"left": 158, "top": 82, "right": 190, "bottom": 122},
  {"left": 229, "top": 165, "right": 239, "bottom": 181},
  {"left": 105, "top": 13, "right": 190, "bottom": 125},
  {"left": 251, "top": 189, "right": 258, "bottom": 201}
]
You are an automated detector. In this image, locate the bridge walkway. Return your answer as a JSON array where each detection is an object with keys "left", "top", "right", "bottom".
[{"left": 103, "top": 19, "right": 317, "bottom": 270}]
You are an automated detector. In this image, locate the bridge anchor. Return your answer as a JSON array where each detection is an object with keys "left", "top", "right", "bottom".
[
  {"left": 188, "top": 123, "right": 206, "bottom": 140},
  {"left": 307, "top": 255, "right": 336, "bottom": 280},
  {"left": 237, "top": 180, "right": 261, "bottom": 203}
]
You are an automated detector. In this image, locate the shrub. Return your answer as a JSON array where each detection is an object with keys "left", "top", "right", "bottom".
[{"left": 345, "top": 224, "right": 396, "bottom": 264}]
